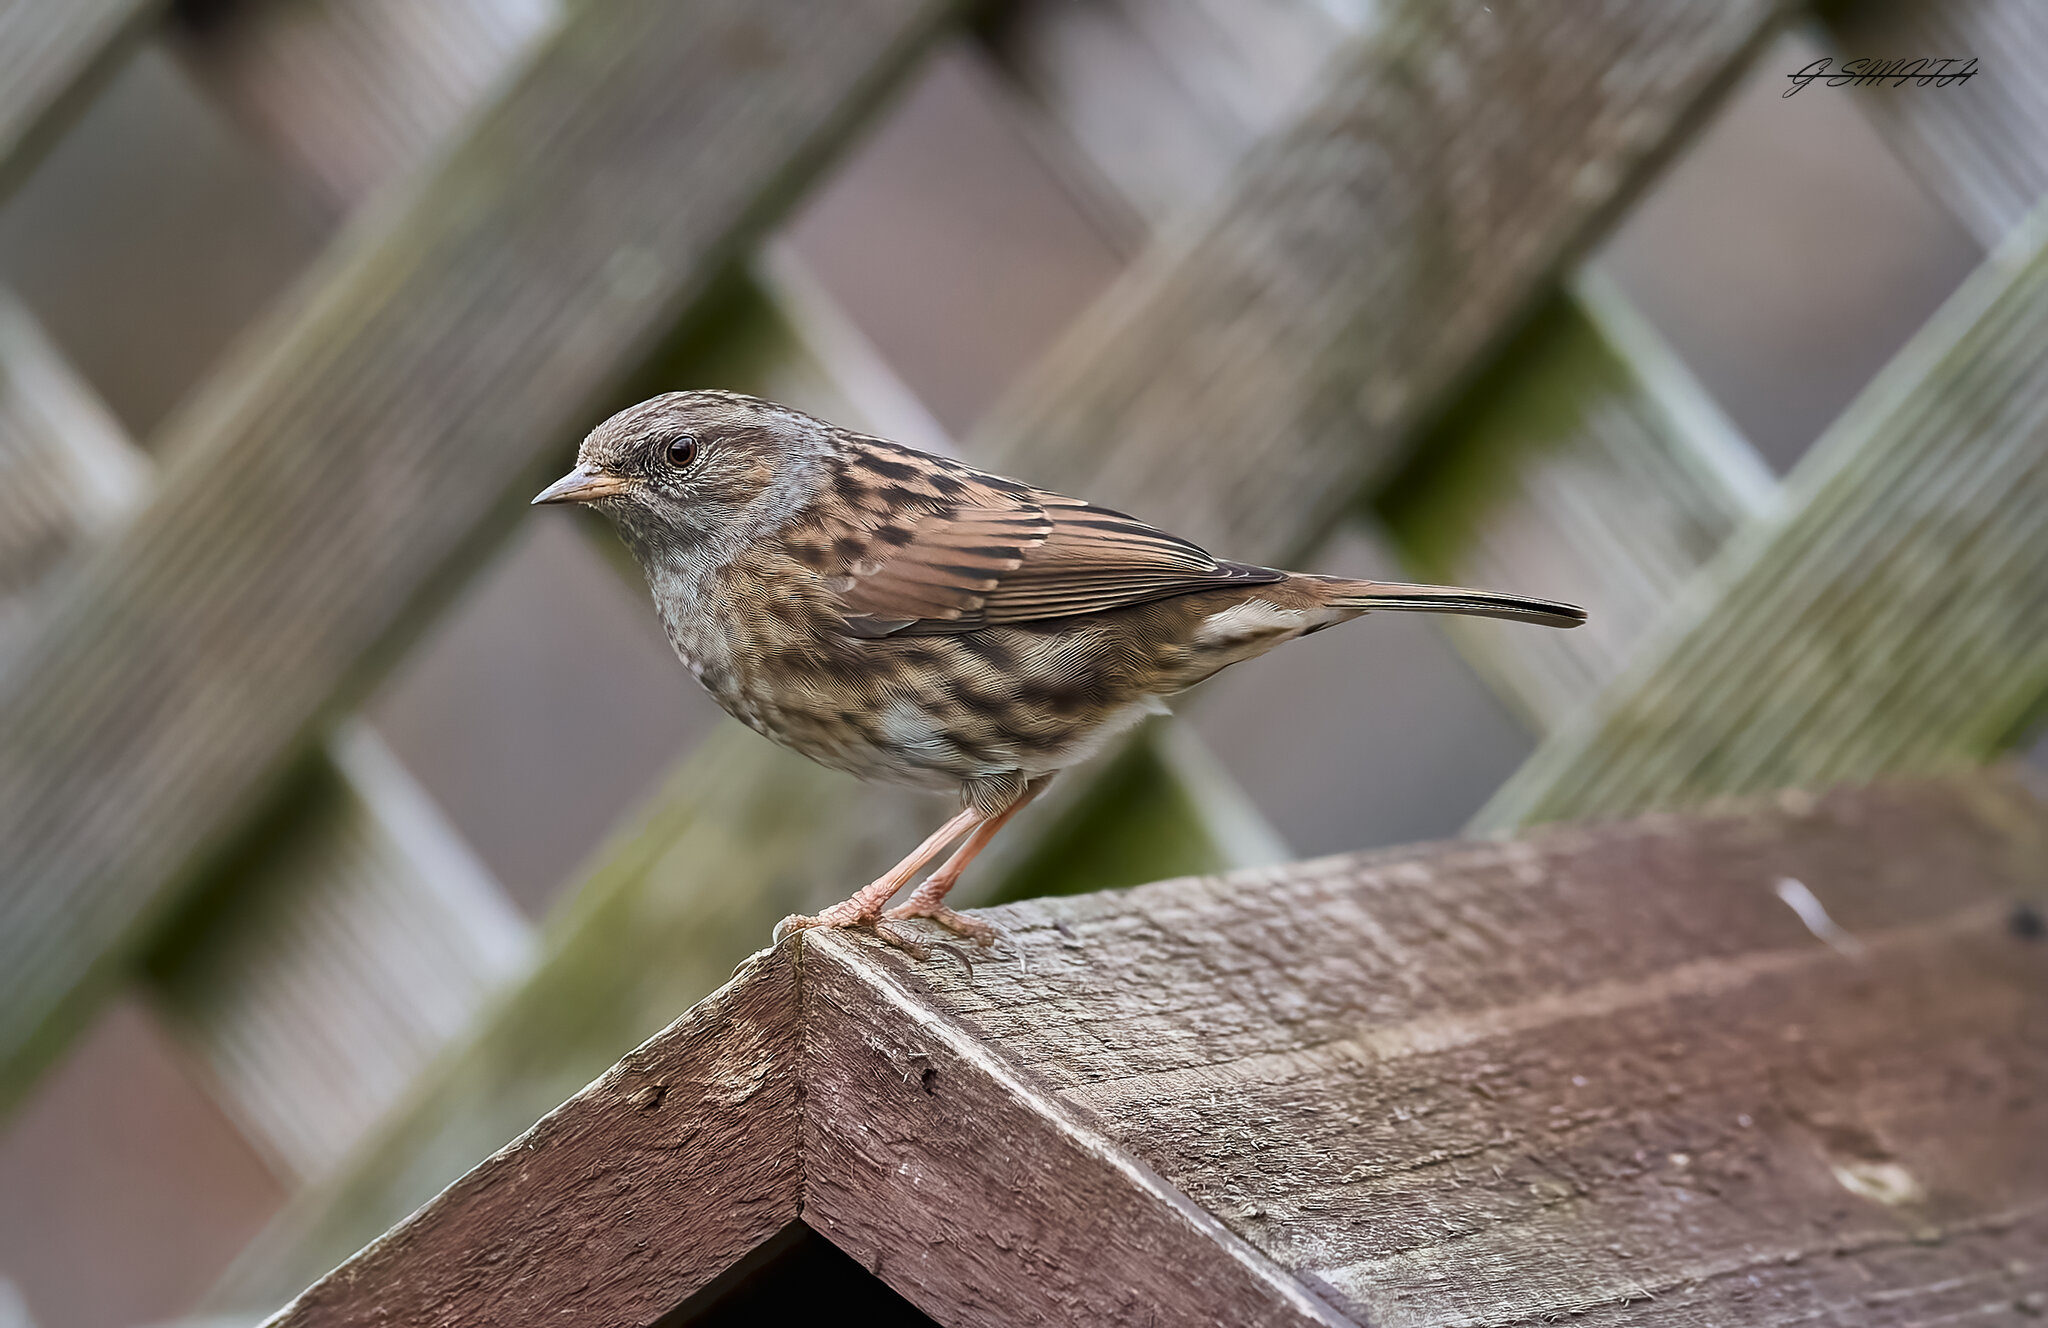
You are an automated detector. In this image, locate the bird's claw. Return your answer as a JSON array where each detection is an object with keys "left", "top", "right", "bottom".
[
  {"left": 772, "top": 911, "right": 933, "bottom": 961},
  {"left": 882, "top": 903, "right": 998, "bottom": 947},
  {"left": 872, "top": 920, "right": 932, "bottom": 960}
]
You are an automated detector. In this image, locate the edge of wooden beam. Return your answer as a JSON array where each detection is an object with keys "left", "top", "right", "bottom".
[
  {"left": 261, "top": 943, "right": 803, "bottom": 1327},
  {"left": 800, "top": 931, "right": 1356, "bottom": 1328}
]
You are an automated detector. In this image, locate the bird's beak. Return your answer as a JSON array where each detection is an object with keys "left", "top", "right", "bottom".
[{"left": 532, "top": 465, "right": 631, "bottom": 505}]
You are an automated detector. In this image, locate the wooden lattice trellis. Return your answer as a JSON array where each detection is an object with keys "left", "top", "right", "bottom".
[{"left": 0, "top": 0, "right": 2043, "bottom": 1323}]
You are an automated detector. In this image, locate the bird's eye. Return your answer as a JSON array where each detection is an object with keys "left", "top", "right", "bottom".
[{"left": 666, "top": 433, "right": 699, "bottom": 468}]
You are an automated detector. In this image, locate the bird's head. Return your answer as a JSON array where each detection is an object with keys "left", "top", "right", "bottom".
[{"left": 534, "top": 390, "right": 835, "bottom": 566}]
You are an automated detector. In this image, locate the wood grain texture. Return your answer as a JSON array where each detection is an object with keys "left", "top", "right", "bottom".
[
  {"left": 0, "top": 0, "right": 157, "bottom": 197},
  {"left": 0, "top": 0, "right": 956, "bottom": 1108},
  {"left": 150, "top": 724, "right": 533, "bottom": 1181},
  {"left": 0, "top": 290, "right": 147, "bottom": 645},
  {"left": 969, "top": 0, "right": 1793, "bottom": 567},
  {"left": 1476, "top": 203, "right": 2048, "bottom": 832},
  {"left": 247, "top": 769, "right": 2048, "bottom": 1326},
  {"left": 866, "top": 769, "right": 2048, "bottom": 1326},
  {"left": 263, "top": 943, "right": 803, "bottom": 1328},
  {"left": 1379, "top": 278, "right": 1773, "bottom": 731},
  {"left": 211, "top": 722, "right": 950, "bottom": 1315},
  {"left": 802, "top": 933, "right": 1351, "bottom": 1328},
  {"left": 175, "top": 0, "right": 556, "bottom": 209}
]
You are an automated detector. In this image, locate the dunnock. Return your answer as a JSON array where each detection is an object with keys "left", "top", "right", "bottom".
[{"left": 536, "top": 391, "right": 1584, "bottom": 950}]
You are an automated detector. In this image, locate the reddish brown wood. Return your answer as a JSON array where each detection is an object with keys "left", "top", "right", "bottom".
[
  {"left": 268, "top": 947, "right": 801, "bottom": 1327},
  {"left": 799, "top": 937, "right": 1351, "bottom": 1327},
  {"left": 892, "top": 770, "right": 2048, "bottom": 1325},
  {"left": 265, "top": 770, "right": 2048, "bottom": 1327}
]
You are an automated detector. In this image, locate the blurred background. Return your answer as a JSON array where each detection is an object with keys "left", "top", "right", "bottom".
[{"left": 0, "top": 1, "right": 2041, "bottom": 1325}]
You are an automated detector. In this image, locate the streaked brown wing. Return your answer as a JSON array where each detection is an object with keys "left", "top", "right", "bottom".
[{"left": 819, "top": 439, "right": 1280, "bottom": 637}]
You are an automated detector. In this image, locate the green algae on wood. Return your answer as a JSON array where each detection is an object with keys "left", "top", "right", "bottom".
[{"left": 1476, "top": 205, "right": 2048, "bottom": 831}]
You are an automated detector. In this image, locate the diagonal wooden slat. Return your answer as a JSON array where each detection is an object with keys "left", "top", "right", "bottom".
[
  {"left": 268, "top": 935, "right": 809, "bottom": 1328},
  {"left": 171, "top": 0, "right": 559, "bottom": 211},
  {"left": 0, "top": 0, "right": 158, "bottom": 198},
  {"left": 1476, "top": 203, "right": 2048, "bottom": 832},
  {"left": 969, "top": 0, "right": 1795, "bottom": 566},
  {"left": 0, "top": 0, "right": 958, "bottom": 1110},
  {"left": 1377, "top": 273, "right": 1774, "bottom": 731},
  {"left": 150, "top": 723, "right": 534, "bottom": 1182},
  {"left": 208, "top": 0, "right": 1800, "bottom": 1309},
  {"left": 993, "top": 0, "right": 1780, "bottom": 734},
  {"left": 0, "top": 289, "right": 147, "bottom": 646},
  {"left": 1825, "top": 0, "right": 2048, "bottom": 249},
  {"left": 0, "top": 280, "right": 534, "bottom": 1178}
]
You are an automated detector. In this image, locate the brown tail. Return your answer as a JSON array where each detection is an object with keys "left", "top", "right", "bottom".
[{"left": 1318, "top": 578, "right": 1587, "bottom": 630}]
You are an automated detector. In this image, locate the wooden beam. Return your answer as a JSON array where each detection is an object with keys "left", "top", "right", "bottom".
[
  {"left": 0, "top": 0, "right": 957, "bottom": 1109},
  {"left": 917, "top": 769, "right": 2048, "bottom": 1325},
  {"left": 212, "top": 721, "right": 951, "bottom": 1313},
  {"left": 0, "top": 0, "right": 158, "bottom": 198},
  {"left": 1476, "top": 203, "right": 2048, "bottom": 831},
  {"left": 256, "top": 768, "right": 2048, "bottom": 1325},
  {"left": 799, "top": 934, "right": 1351, "bottom": 1328},
  {"left": 265, "top": 940, "right": 804, "bottom": 1327}
]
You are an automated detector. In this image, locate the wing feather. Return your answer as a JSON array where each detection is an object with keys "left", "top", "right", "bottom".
[{"left": 817, "top": 437, "right": 1279, "bottom": 636}]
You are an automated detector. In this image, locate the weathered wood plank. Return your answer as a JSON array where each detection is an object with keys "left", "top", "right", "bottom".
[
  {"left": 970, "top": 0, "right": 1793, "bottom": 566},
  {"left": 150, "top": 724, "right": 532, "bottom": 1181},
  {"left": 1825, "top": 0, "right": 2048, "bottom": 249},
  {"left": 249, "top": 769, "right": 2048, "bottom": 1325},
  {"left": 1377, "top": 275, "right": 1773, "bottom": 730},
  {"left": 803, "top": 935, "right": 1351, "bottom": 1327},
  {"left": 0, "top": 0, "right": 957, "bottom": 1109},
  {"left": 211, "top": 720, "right": 949, "bottom": 1314},
  {"left": 0, "top": 0, "right": 158, "bottom": 197},
  {"left": 0, "top": 289, "right": 146, "bottom": 646},
  {"left": 866, "top": 769, "right": 2048, "bottom": 1325},
  {"left": 0, "top": 282, "right": 536, "bottom": 1179},
  {"left": 264, "top": 942, "right": 803, "bottom": 1328},
  {"left": 173, "top": 0, "right": 558, "bottom": 210},
  {"left": 992, "top": 0, "right": 1786, "bottom": 733},
  {"left": 1476, "top": 203, "right": 2048, "bottom": 832}
]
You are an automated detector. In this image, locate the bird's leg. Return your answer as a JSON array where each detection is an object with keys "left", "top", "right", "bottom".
[
  {"left": 884, "top": 779, "right": 1049, "bottom": 945},
  {"left": 773, "top": 806, "right": 982, "bottom": 947}
]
